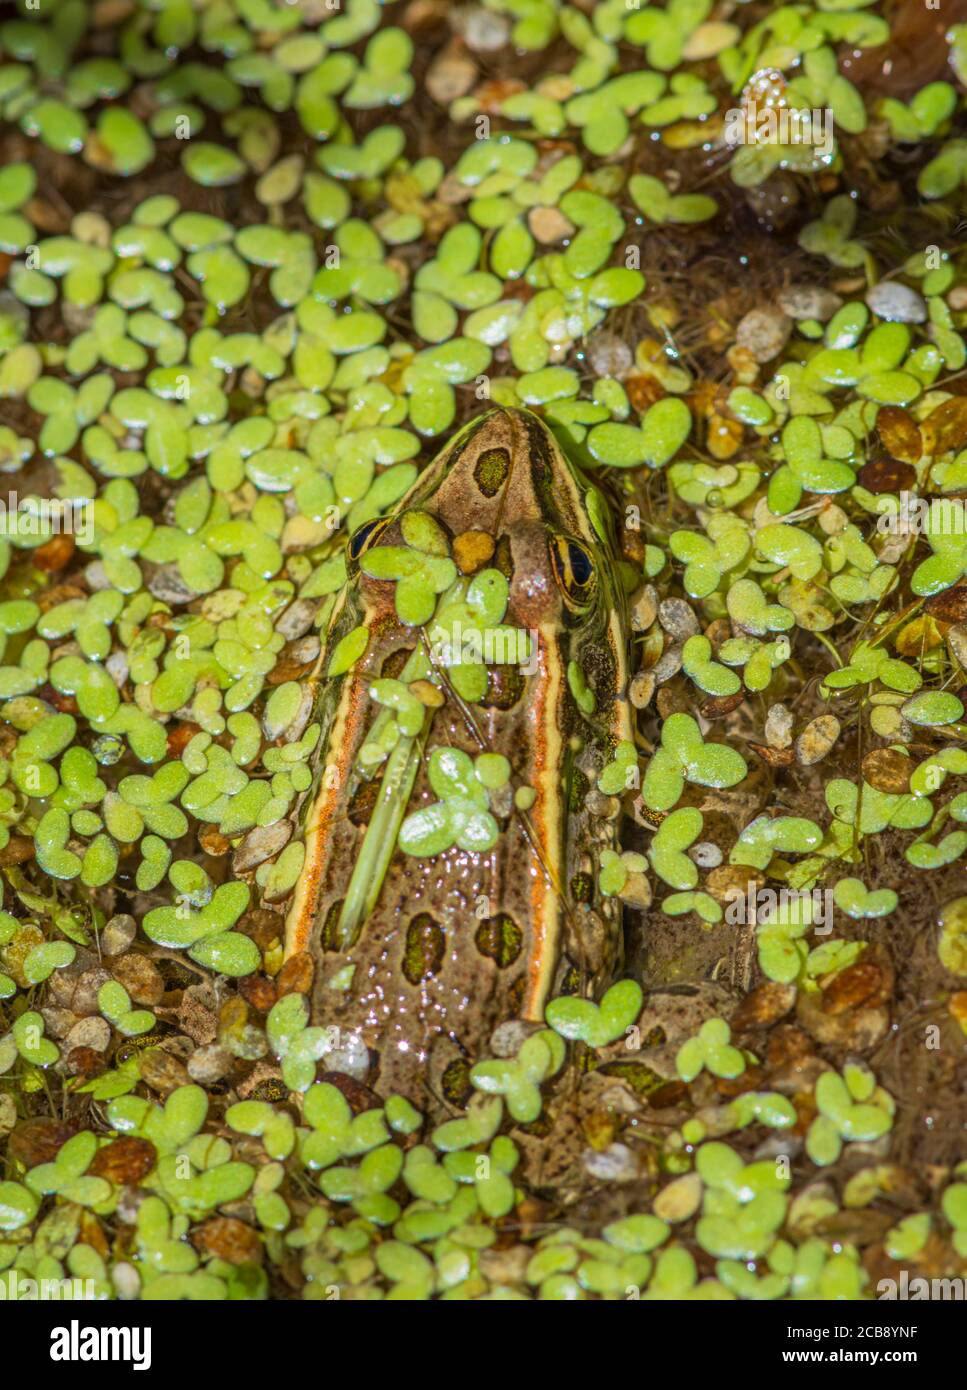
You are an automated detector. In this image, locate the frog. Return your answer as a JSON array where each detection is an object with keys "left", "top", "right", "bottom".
[{"left": 283, "top": 406, "right": 634, "bottom": 1105}]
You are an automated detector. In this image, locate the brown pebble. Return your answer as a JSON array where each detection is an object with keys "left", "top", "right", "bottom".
[
  {"left": 795, "top": 714, "right": 840, "bottom": 765},
  {"left": 65, "top": 1046, "right": 108, "bottom": 1079},
  {"left": 875, "top": 404, "right": 923, "bottom": 463},
  {"left": 862, "top": 747, "right": 913, "bottom": 793},
  {"left": 629, "top": 671, "right": 656, "bottom": 709},
  {"left": 276, "top": 949, "right": 315, "bottom": 999},
  {"left": 701, "top": 691, "right": 746, "bottom": 719},
  {"left": 625, "top": 373, "right": 666, "bottom": 412},
  {"left": 112, "top": 953, "right": 165, "bottom": 1006},
  {"left": 193, "top": 1217, "right": 263, "bottom": 1266},
  {"left": 9, "top": 1118, "right": 77, "bottom": 1167},
  {"left": 821, "top": 962, "right": 886, "bottom": 1016},
  {"left": 426, "top": 43, "right": 477, "bottom": 105},
  {"left": 735, "top": 307, "right": 792, "bottom": 363},
  {"left": 166, "top": 722, "right": 200, "bottom": 757},
  {"left": 0, "top": 836, "right": 35, "bottom": 866},
  {"left": 63, "top": 1016, "right": 112, "bottom": 1054},
  {"left": 656, "top": 683, "right": 691, "bottom": 718},
  {"left": 101, "top": 914, "right": 137, "bottom": 957},
  {"left": 238, "top": 908, "right": 285, "bottom": 950},
  {"left": 857, "top": 455, "right": 917, "bottom": 494},
  {"left": 239, "top": 973, "right": 278, "bottom": 1012},
  {"left": 731, "top": 981, "right": 797, "bottom": 1031},
  {"left": 925, "top": 584, "right": 967, "bottom": 624},
  {"left": 139, "top": 1047, "right": 192, "bottom": 1094},
  {"left": 528, "top": 205, "right": 574, "bottom": 244},
  {"left": 706, "top": 864, "right": 765, "bottom": 905},
  {"left": 34, "top": 534, "right": 76, "bottom": 571},
  {"left": 199, "top": 825, "right": 232, "bottom": 857},
  {"left": 749, "top": 740, "right": 795, "bottom": 766},
  {"left": 187, "top": 1043, "right": 234, "bottom": 1085},
  {"left": 778, "top": 284, "right": 842, "bottom": 322},
  {"left": 90, "top": 1136, "right": 158, "bottom": 1185}
]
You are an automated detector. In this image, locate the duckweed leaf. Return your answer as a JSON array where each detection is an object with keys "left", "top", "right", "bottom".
[
  {"left": 545, "top": 980, "right": 643, "bottom": 1048},
  {"left": 643, "top": 714, "right": 747, "bottom": 812}
]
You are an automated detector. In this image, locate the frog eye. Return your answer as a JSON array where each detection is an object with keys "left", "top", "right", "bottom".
[
  {"left": 348, "top": 516, "right": 392, "bottom": 564},
  {"left": 550, "top": 536, "right": 596, "bottom": 610}
]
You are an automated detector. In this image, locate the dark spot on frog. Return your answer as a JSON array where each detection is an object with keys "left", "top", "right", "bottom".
[
  {"left": 440, "top": 1057, "right": 473, "bottom": 1107},
  {"left": 568, "top": 768, "right": 589, "bottom": 815},
  {"left": 362, "top": 611, "right": 398, "bottom": 647},
  {"left": 507, "top": 974, "right": 526, "bottom": 1015},
  {"left": 379, "top": 647, "right": 412, "bottom": 680},
  {"left": 570, "top": 872, "right": 593, "bottom": 904},
  {"left": 402, "top": 911, "right": 445, "bottom": 984},
  {"left": 524, "top": 416, "right": 555, "bottom": 496},
  {"left": 473, "top": 446, "right": 510, "bottom": 497},
  {"left": 481, "top": 665, "right": 524, "bottom": 710},
  {"left": 474, "top": 912, "right": 523, "bottom": 967},
  {"left": 559, "top": 965, "right": 580, "bottom": 995},
  {"left": 492, "top": 533, "right": 514, "bottom": 579},
  {"left": 348, "top": 776, "right": 380, "bottom": 828},
  {"left": 583, "top": 640, "right": 618, "bottom": 711},
  {"left": 320, "top": 898, "right": 343, "bottom": 951}
]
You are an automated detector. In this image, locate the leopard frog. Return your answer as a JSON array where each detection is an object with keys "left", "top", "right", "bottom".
[{"left": 284, "top": 407, "right": 632, "bottom": 1102}]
